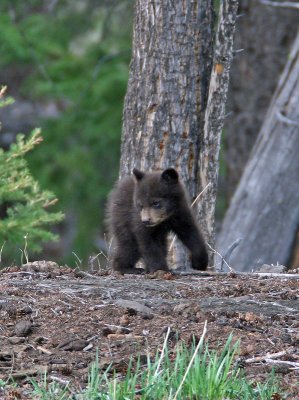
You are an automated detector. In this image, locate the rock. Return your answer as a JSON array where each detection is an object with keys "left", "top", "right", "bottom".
[
  {"left": 22, "top": 260, "right": 59, "bottom": 272},
  {"left": 14, "top": 320, "right": 32, "bottom": 337},
  {"left": 173, "top": 302, "right": 203, "bottom": 321},
  {"left": 141, "top": 312, "right": 154, "bottom": 320},
  {"left": 21, "top": 261, "right": 66, "bottom": 277},
  {"left": 21, "top": 305, "right": 33, "bottom": 314},
  {"left": 8, "top": 337, "right": 26, "bottom": 345},
  {"left": 115, "top": 300, "right": 154, "bottom": 318},
  {"left": 57, "top": 338, "right": 89, "bottom": 351},
  {"left": 173, "top": 302, "right": 192, "bottom": 313}
]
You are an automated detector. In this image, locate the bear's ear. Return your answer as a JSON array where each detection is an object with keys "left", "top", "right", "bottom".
[
  {"left": 161, "top": 168, "right": 179, "bottom": 183},
  {"left": 133, "top": 168, "right": 145, "bottom": 181}
]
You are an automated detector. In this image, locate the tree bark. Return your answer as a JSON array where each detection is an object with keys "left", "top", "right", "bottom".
[
  {"left": 120, "top": 0, "right": 239, "bottom": 269},
  {"left": 217, "top": 31, "right": 299, "bottom": 271},
  {"left": 198, "top": 0, "right": 239, "bottom": 250},
  {"left": 120, "top": 0, "right": 213, "bottom": 183},
  {"left": 120, "top": 0, "right": 214, "bottom": 268},
  {"left": 223, "top": 0, "right": 298, "bottom": 198}
]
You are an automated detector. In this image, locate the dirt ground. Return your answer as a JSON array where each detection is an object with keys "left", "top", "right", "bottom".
[{"left": 0, "top": 261, "right": 298, "bottom": 399}]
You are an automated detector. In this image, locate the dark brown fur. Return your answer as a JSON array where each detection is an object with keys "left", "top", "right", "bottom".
[{"left": 106, "top": 168, "right": 208, "bottom": 273}]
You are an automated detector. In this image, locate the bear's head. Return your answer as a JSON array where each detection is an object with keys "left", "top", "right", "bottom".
[{"left": 132, "top": 168, "right": 182, "bottom": 227}]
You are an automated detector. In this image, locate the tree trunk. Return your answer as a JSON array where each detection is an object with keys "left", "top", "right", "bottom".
[
  {"left": 120, "top": 0, "right": 239, "bottom": 269},
  {"left": 198, "top": 0, "right": 239, "bottom": 251},
  {"left": 217, "top": 31, "right": 299, "bottom": 272},
  {"left": 223, "top": 0, "right": 298, "bottom": 198},
  {"left": 121, "top": 0, "right": 214, "bottom": 182},
  {"left": 120, "top": 0, "right": 214, "bottom": 268}
]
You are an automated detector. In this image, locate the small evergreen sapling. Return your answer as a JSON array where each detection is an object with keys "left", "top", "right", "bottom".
[{"left": 0, "top": 87, "right": 64, "bottom": 257}]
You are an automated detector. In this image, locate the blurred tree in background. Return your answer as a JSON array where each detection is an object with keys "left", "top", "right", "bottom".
[
  {"left": 0, "top": 0, "right": 133, "bottom": 264},
  {"left": 223, "top": 0, "right": 298, "bottom": 200}
]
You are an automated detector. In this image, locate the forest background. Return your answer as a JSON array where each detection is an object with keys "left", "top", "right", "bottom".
[{"left": 0, "top": 0, "right": 298, "bottom": 267}]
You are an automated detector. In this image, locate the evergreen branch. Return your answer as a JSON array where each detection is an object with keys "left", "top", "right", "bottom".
[{"left": 0, "top": 95, "right": 64, "bottom": 257}]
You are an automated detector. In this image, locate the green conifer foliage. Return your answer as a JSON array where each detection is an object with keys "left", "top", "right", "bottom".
[
  {"left": 0, "top": 2, "right": 133, "bottom": 261},
  {"left": 0, "top": 88, "right": 64, "bottom": 257}
]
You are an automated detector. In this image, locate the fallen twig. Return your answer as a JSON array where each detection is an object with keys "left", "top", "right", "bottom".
[
  {"left": 245, "top": 348, "right": 295, "bottom": 364},
  {"left": 37, "top": 346, "right": 52, "bottom": 355},
  {"left": 263, "top": 359, "right": 299, "bottom": 369}
]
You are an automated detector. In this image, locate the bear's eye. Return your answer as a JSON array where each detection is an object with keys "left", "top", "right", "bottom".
[{"left": 151, "top": 201, "right": 161, "bottom": 209}]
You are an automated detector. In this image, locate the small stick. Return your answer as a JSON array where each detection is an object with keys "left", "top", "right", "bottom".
[
  {"left": 190, "top": 183, "right": 212, "bottom": 208},
  {"left": 263, "top": 359, "right": 299, "bottom": 369},
  {"left": 37, "top": 346, "right": 52, "bottom": 355},
  {"left": 245, "top": 348, "right": 294, "bottom": 364},
  {"left": 207, "top": 243, "right": 234, "bottom": 272}
]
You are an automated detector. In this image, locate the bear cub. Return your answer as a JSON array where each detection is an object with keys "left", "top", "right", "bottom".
[{"left": 106, "top": 168, "right": 208, "bottom": 274}]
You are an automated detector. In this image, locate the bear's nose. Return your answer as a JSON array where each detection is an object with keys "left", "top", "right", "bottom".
[{"left": 142, "top": 220, "right": 151, "bottom": 226}]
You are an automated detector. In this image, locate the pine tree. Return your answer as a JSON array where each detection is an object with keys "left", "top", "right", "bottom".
[{"left": 0, "top": 87, "right": 64, "bottom": 259}]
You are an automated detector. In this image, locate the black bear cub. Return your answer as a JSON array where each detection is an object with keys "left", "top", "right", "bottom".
[{"left": 106, "top": 168, "right": 208, "bottom": 274}]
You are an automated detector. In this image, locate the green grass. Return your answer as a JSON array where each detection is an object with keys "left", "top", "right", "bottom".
[{"left": 3, "top": 324, "right": 284, "bottom": 399}]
